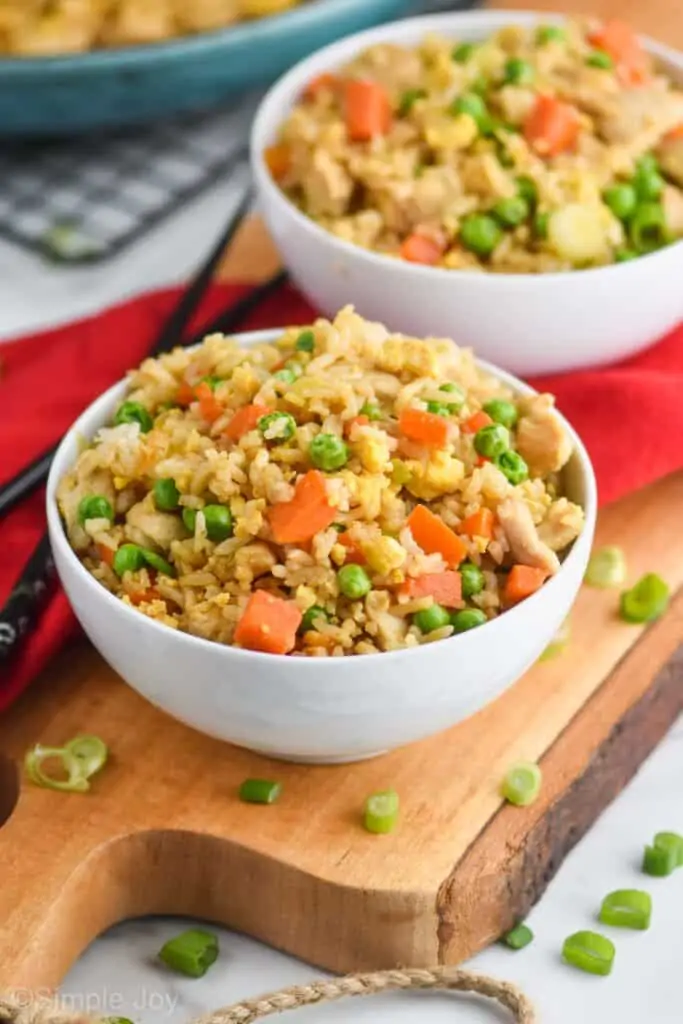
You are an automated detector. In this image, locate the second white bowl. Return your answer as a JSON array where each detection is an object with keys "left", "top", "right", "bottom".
[{"left": 252, "top": 9, "right": 683, "bottom": 376}]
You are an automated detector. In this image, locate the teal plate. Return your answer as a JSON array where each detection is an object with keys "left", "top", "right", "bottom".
[{"left": 0, "top": 0, "right": 415, "bottom": 137}]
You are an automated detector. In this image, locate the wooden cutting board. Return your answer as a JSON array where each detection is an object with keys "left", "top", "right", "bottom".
[{"left": 3, "top": 0, "right": 683, "bottom": 982}]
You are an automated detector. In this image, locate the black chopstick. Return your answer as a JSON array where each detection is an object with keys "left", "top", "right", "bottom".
[{"left": 0, "top": 188, "right": 254, "bottom": 522}]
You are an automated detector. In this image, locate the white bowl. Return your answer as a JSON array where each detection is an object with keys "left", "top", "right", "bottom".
[
  {"left": 252, "top": 9, "right": 683, "bottom": 377},
  {"left": 47, "top": 329, "right": 597, "bottom": 764}
]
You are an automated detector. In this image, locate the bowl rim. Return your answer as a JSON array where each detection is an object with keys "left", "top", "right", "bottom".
[
  {"left": 0, "top": 0, "right": 390, "bottom": 75},
  {"left": 251, "top": 7, "right": 683, "bottom": 287},
  {"left": 47, "top": 325, "right": 597, "bottom": 671}
]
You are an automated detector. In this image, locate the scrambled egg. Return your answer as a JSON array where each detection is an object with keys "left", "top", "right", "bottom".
[{"left": 404, "top": 451, "right": 465, "bottom": 500}]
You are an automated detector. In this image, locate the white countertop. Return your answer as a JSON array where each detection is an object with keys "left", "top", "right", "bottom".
[{"left": 5, "top": 174, "right": 682, "bottom": 1024}]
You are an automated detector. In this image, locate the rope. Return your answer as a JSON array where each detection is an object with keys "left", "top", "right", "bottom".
[{"left": 0, "top": 966, "right": 535, "bottom": 1024}]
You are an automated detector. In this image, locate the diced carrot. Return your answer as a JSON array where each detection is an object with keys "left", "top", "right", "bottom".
[
  {"left": 338, "top": 531, "right": 365, "bottom": 564},
  {"left": 234, "top": 590, "right": 302, "bottom": 655},
  {"left": 344, "top": 79, "right": 392, "bottom": 141},
  {"left": 224, "top": 403, "right": 271, "bottom": 442},
  {"left": 665, "top": 123, "right": 683, "bottom": 142},
  {"left": 399, "top": 233, "right": 444, "bottom": 265},
  {"left": 304, "top": 72, "right": 338, "bottom": 100},
  {"left": 195, "top": 380, "right": 224, "bottom": 424},
  {"left": 97, "top": 543, "right": 115, "bottom": 567},
  {"left": 399, "top": 407, "right": 450, "bottom": 448},
  {"left": 461, "top": 508, "right": 495, "bottom": 540},
  {"left": 407, "top": 505, "right": 468, "bottom": 568},
  {"left": 129, "top": 587, "right": 161, "bottom": 606},
  {"left": 588, "top": 20, "right": 649, "bottom": 85},
  {"left": 264, "top": 142, "right": 291, "bottom": 180},
  {"left": 476, "top": 455, "right": 490, "bottom": 467},
  {"left": 268, "top": 470, "right": 337, "bottom": 545},
  {"left": 176, "top": 381, "right": 196, "bottom": 406},
  {"left": 523, "top": 94, "right": 580, "bottom": 157},
  {"left": 504, "top": 565, "right": 548, "bottom": 605},
  {"left": 399, "top": 571, "right": 463, "bottom": 607},
  {"left": 462, "top": 411, "right": 494, "bottom": 434},
  {"left": 346, "top": 414, "right": 369, "bottom": 435}
]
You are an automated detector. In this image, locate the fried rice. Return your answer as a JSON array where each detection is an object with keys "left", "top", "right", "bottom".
[
  {"left": 265, "top": 18, "right": 683, "bottom": 272},
  {"left": 57, "top": 306, "right": 584, "bottom": 657}
]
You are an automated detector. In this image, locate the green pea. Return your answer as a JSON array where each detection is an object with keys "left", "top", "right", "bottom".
[
  {"left": 516, "top": 176, "right": 538, "bottom": 207},
  {"left": 154, "top": 478, "right": 180, "bottom": 511},
  {"left": 452, "top": 41, "right": 476, "bottom": 63},
  {"left": 533, "top": 211, "right": 549, "bottom": 239},
  {"left": 360, "top": 401, "right": 383, "bottom": 421},
  {"left": 413, "top": 604, "right": 451, "bottom": 634},
  {"left": 474, "top": 423, "right": 510, "bottom": 459},
  {"left": 309, "top": 433, "right": 349, "bottom": 472},
  {"left": 301, "top": 605, "right": 331, "bottom": 632},
  {"left": 495, "top": 449, "right": 529, "bottom": 484},
  {"left": 492, "top": 196, "right": 530, "bottom": 228},
  {"left": 426, "top": 400, "right": 452, "bottom": 417},
  {"left": 273, "top": 367, "right": 297, "bottom": 385},
  {"left": 470, "top": 74, "right": 489, "bottom": 96},
  {"left": 483, "top": 399, "right": 518, "bottom": 429},
  {"left": 451, "top": 608, "right": 487, "bottom": 633},
  {"left": 295, "top": 329, "right": 315, "bottom": 352},
  {"left": 450, "top": 92, "right": 489, "bottom": 132},
  {"left": 637, "top": 153, "right": 659, "bottom": 175},
  {"left": 114, "top": 401, "right": 153, "bottom": 433},
  {"left": 203, "top": 505, "right": 234, "bottom": 542},
  {"left": 615, "top": 247, "right": 638, "bottom": 262},
  {"left": 459, "top": 213, "right": 503, "bottom": 257},
  {"left": 460, "top": 562, "right": 485, "bottom": 599},
  {"left": 633, "top": 160, "right": 664, "bottom": 202},
  {"left": 496, "top": 143, "right": 515, "bottom": 169},
  {"left": 603, "top": 183, "right": 637, "bottom": 221},
  {"left": 536, "top": 24, "right": 566, "bottom": 44},
  {"left": 504, "top": 58, "right": 535, "bottom": 85},
  {"left": 629, "top": 201, "right": 669, "bottom": 253},
  {"left": 258, "top": 411, "right": 297, "bottom": 442},
  {"left": 586, "top": 50, "right": 614, "bottom": 69},
  {"left": 399, "top": 88, "right": 427, "bottom": 116},
  {"left": 113, "top": 543, "right": 146, "bottom": 577},
  {"left": 77, "top": 495, "right": 114, "bottom": 525},
  {"left": 182, "top": 508, "right": 197, "bottom": 533},
  {"left": 141, "top": 548, "right": 176, "bottom": 577},
  {"left": 337, "top": 564, "right": 372, "bottom": 600},
  {"left": 440, "top": 382, "right": 465, "bottom": 411}
]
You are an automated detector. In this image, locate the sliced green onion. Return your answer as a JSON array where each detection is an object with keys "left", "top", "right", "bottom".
[
  {"left": 643, "top": 842, "right": 677, "bottom": 877},
  {"left": 140, "top": 548, "right": 176, "bottom": 578},
  {"left": 562, "top": 931, "right": 615, "bottom": 976},
  {"left": 539, "top": 617, "right": 571, "bottom": 661},
  {"left": 158, "top": 929, "right": 219, "bottom": 978},
  {"left": 64, "top": 735, "right": 109, "bottom": 779},
  {"left": 364, "top": 789, "right": 400, "bottom": 834},
  {"left": 300, "top": 605, "right": 331, "bottom": 632},
  {"left": 653, "top": 831, "right": 683, "bottom": 867},
  {"left": 584, "top": 546, "right": 626, "bottom": 588},
  {"left": 501, "top": 762, "right": 542, "bottom": 806},
  {"left": 501, "top": 923, "right": 534, "bottom": 950},
  {"left": 239, "top": 778, "right": 282, "bottom": 804},
  {"left": 599, "top": 889, "right": 651, "bottom": 930},
  {"left": 620, "top": 573, "right": 670, "bottom": 623},
  {"left": 295, "top": 329, "right": 315, "bottom": 352}
]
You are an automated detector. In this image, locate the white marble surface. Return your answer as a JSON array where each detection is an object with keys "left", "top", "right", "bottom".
[{"left": 4, "top": 161, "right": 682, "bottom": 1024}]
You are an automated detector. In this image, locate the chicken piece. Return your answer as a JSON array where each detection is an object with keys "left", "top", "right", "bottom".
[
  {"left": 538, "top": 498, "right": 585, "bottom": 552},
  {"left": 459, "top": 153, "right": 517, "bottom": 200},
  {"left": 345, "top": 43, "right": 424, "bottom": 94},
  {"left": 657, "top": 134, "right": 683, "bottom": 188},
  {"left": 302, "top": 149, "right": 354, "bottom": 218},
  {"left": 592, "top": 86, "right": 683, "bottom": 154},
  {"left": 497, "top": 497, "right": 561, "bottom": 575},
  {"left": 234, "top": 542, "right": 277, "bottom": 580},
  {"left": 663, "top": 184, "right": 683, "bottom": 236},
  {"left": 516, "top": 394, "right": 573, "bottom": 477},
  {"left": 371, "top": 165, "right": 463, "bottom": 236},
  {"left": 125, "top": 493, "right": 186, "bottom": 551},
  {"left": 57, "top": 465, "right": 116, "bottom": 549}
]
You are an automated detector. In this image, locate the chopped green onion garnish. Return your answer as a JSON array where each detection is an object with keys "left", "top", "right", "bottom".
[
  {"left": 158, "top": 929, "right": 219, "bottom": 978},
  {"left": 24, "top": 734, "right": 108, "bottom": 793},
  {"left": 239, "top": 778, "right": 282, "bottom": 804},
  {"left": 562, "top": 931, "right": 615, "bottom": 976},
  {"left": 295, "top": 329, "right": 315, "bottom": 352},
  {"left": 364, "top": 789, "right": 400, "bottom": 834},
  {"left": 643, "top": 842, "right": 677, "bottom": 877},
  {"left": 501, "top": 762, "right": 542, "bottom": 806},
  {"left": 653, "top": 831, "right": 683, "bottom": 867},
  {"left": 501, "top": 923, "right": 534, "bottom": 949},
  {"left": 64, "top": 735, "right": 109, "bottom": 779},
  {"left": 585, "top": 546, "right": 627, "bottom": 588},
  {"left": 599, "top": 889, "right": 651, "bottom": 930},
  {"left": 620, "top": 573, "right": 670, "bottom": 623},
  {"left": 140, "top": 548, "right": 176, "bottom": 578}
]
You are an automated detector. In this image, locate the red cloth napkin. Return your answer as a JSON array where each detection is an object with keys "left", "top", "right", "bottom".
[{"left": 2, "top": 279, "right": 682, "bottom": 713}]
